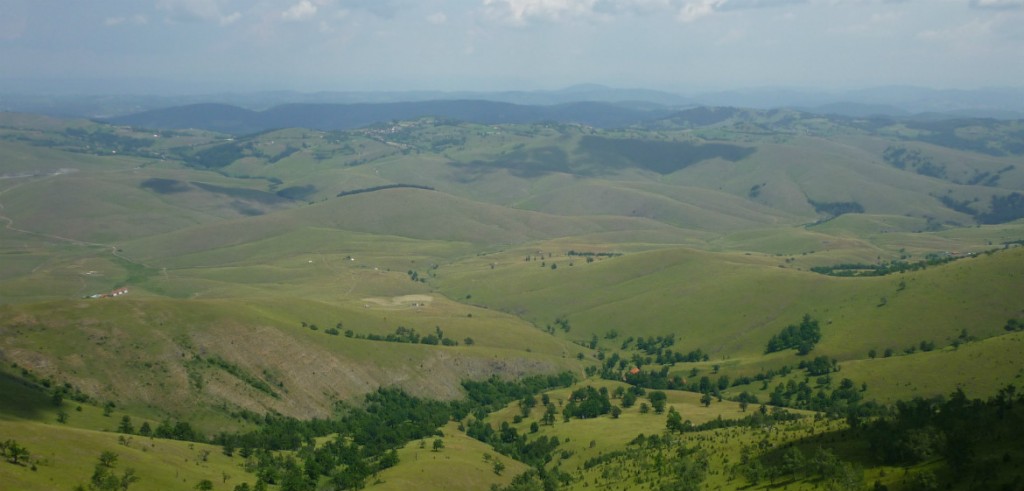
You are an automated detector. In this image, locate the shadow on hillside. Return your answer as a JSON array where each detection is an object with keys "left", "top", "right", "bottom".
[{"left": 0, "top": 370, "right": 55, "bottom": 421}]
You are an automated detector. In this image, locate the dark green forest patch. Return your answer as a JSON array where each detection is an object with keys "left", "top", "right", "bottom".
[
  {"left": 808, "top": 199, "right": 864, "bottom": 217},
  {"left": 453, "top": 146, "right": 573, "bottom": 179},
  {"left": 140, "top": 178, "right": 190, "bottom": 194},
  {"left": 191, "top": 182, "right": 289, "bottom": 204},
  {"left": 576, "top": 136, "right": 755, "bottom": 174},
  {"left": 274, "top": 184, "right": 317, "bottom": 201}
]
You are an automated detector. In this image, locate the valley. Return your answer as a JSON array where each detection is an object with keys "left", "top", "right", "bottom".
[{"left": 1, "top": 106, "right": 1023, "bottom": 491}]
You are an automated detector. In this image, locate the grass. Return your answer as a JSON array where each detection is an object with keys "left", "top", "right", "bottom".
[
  {"left": 0, "top": 419, "right": 257, "bottom": 491},
  {"left": 366, "top": 422, "right": 529, "bottom": 491}
]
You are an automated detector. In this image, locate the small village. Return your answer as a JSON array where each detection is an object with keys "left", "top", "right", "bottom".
[{"left": 84, "top": 287, "right": 128, "bottom": 299}]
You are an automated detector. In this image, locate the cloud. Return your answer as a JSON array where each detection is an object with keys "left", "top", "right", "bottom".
[
  {"left": 677, "top": 0, "right": 726, "bottom": 22},
  {"left": 969, "top": 0, "right": 1024, "bottom": 9},
  {"left": 482, "top": 0, "right": 600, "bottom": 25},
  {"left": 282, "top": 0, "right": 318, "bottom": 21},
  {"left": 104, "top": 15, "right": 149, "bottom": 27},
  {"left": 157, "top": 0, "right": 241, "bottom": 25},
  {"left": 918, "top": 18, "right": 995, "bottom": 44},
  {"left": 426, "top": 12, "right": 448, "bottom": 24},
  {"left": 481, "top": 0, "right": 812, "bottom": 25},
  {"left": 337, "top": 0, "right": 406, "bottom": 18}
]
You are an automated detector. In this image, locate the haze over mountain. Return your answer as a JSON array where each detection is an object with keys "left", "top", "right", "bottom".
[
  {"left": 5, "top": 85, "right": 1024, "bottom": 121},
  {"left": 4, "top": 1, "right": 1024, "bottom": 490}
]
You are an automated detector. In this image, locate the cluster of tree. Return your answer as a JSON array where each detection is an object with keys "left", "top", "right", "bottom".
[
  {"left": 630, "top": 334, "right": 675, "bottom": 353},
  {"left": 274, "top": 184, "right": 316, "bottom": 201},
  {"left": 211, "top": 387, "right": 453, "bottom": 490},
  {"left": 598, "top": 346, "right": 708, "bottom": 379},
  {"left": 765, "top": 314, "right": 821, "bottom": 355},
  {"left": 868, "top": 387, "right": 1019, "bottom": 473},
  {"left": 460, "top": 373, "right": 575, "bottom": 414},
  {"left": 938, "top": 195, "right": 980, "bottom": 215},
  {"left": 882, "top": 145, "right": 948, "bottom": 178},
  {"left": 866, "top": 385, "right": 1023, "bottom": 484},
  {"left": 810, "top": 253, "right": 962, "bottom": 276},
  {"left": 543, "top": 316, "right": 572, "bottom": 334},
  {"left": 267, "top": 146, "right": 300, "bottom": 164},
  {"left": 336, "top": 183, "right": 434, "bottom": 198},
  {"left": 668, "top": 404, "right": 801, "bottom": 437},
  {"left": 465, "top": 420, "right": 562, "bottom": 470},
  {"left": 151, "top": 419, "right": 205, "bottom": 442},
  {"left": 730, "top": 364, "right": 794, "bottom": 388},
  {"left": 765, "top": 378, "right": 867, "bottom": 414},
  {"left": 735, "top": 445, "right": 863, "bottom": 490},
  {"left": 350, "top": 325, "right": 460, "bottom": 347},
  {"left": 966, "top": 165, "right": 1014, "bottom": 186},
  {"left": 487, "top": 468, "right": 573, "bottom": 491},
  {"left": 574, "top": 431, "right": 709, "bottom": 491},
  {"left": 60, "top": 127, "right": 155, "bottom": 157},
  {"left": 808, "top": 200, "right": 865, "bottom": 217},
  {"left": 578, "top": 134, "right": 754, "bottom": 175},
  {"left": 562, "top": 386, "right": 612, "bottom": 419},
  {"left": 203, "top": 354, "right": 280, "bottom": 398},
  {"left": 565, "top": 250, "right": 622, "bottom": 258},
  {"left": 74, "top": 451, "right": 139, "bottom": 491},
  {"left": 184, "top": 142, "right": 248, "bottom": 169},
  {"left": 459, "top": 376, "right": 583, "bottom": 480},
  {"left": 214, "top": 413, "right": 338, "bottom": 453},
  {"left": 1006, "top": 318, "right": 1024, "bottom": 332},
  {"left": 1, "top": 439, "right": 30, "bottom": 465},
  {"left": 904, "top": 119, "right": 1024, "bottom": 156},
  {"left": 883, "top": 146, "right": 928, "bottom": 170},
  {"left": 406, "top": 269, "right": 429, "bottom": 283},
  {"left": 977, "top": 192, "right": 1024, "bottom": 224},
  {"left": 936, "top": 191, "right": 1024, "bottom": 225},
  {"left": 798, "top": 355, "right": 839, "bottom": 376}
]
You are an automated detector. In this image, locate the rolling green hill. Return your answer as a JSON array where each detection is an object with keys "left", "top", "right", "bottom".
[{"left": 2, "top": 109, "right": 1024, "bottom": 490}]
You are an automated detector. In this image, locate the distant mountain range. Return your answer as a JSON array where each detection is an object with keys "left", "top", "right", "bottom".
[
  {"left": 3, "top": 82, "right": 1023, "bottom": 123},
  {"left": 105, "top": 100, "right": 675, "bottom": 134}
]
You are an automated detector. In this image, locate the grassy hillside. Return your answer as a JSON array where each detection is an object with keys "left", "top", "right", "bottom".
[
  {"left": 3, "top": 110, "right": 1024, "bottom": 490},
  {"left": 0, "top": 296, "right": 584, "bottom": 426}
]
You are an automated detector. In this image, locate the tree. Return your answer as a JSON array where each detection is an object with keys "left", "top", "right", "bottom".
[
  {"left": 493, "top": 459, "right": 506, "bottom": 476},
  {"left": 782, "top": 447, "right": 805, "bottom": 479},
  {"left": 765, "top": 314, "right": 821, "bottom": 354},
  {"left": 3, "top": 440, "right": 30, "bottom": 465},
  {"left": 121, "top": 468, "right": 140, "bottom": 490},
  {"left": 666, "top": 407, "right": 684, "bottom": 433},
  {"left": 195, "top": 479, "right": 214, "bottom": 491},
  {"left": 99, "top": 451, "right": 119, "bottom": 468},
  {"left": 432, "top": 438, "right": 445, "bottom": 452},
  {"left": 543, "top": 403, "right": 557, "bottom": 425},
  {"left": 639, "top": 403, "right": 650, "bottom": 414},
  {"left": 118, "top": 416, "right": 134, "bottom": 434},
  {"left": 700, "top": 393, "right": 712, "bottom": 407},
  {"left": 138, "top": 422, "right": 152, "bottom": 437},
  {"left": 648, "top": 391, "right": 667, "bottom": 414},
  {"left": 610, "top": 406, "right": 621, "bottom": 419}
]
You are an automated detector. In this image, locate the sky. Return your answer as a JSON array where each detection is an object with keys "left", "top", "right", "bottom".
[{"left": 1, "top": 0, "right": 1023, "bottom": 94}]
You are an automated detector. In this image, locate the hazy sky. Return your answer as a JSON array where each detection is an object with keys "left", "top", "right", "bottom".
[{"left": 2, "top": 0, "right": 1022, "bottom": 93}]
